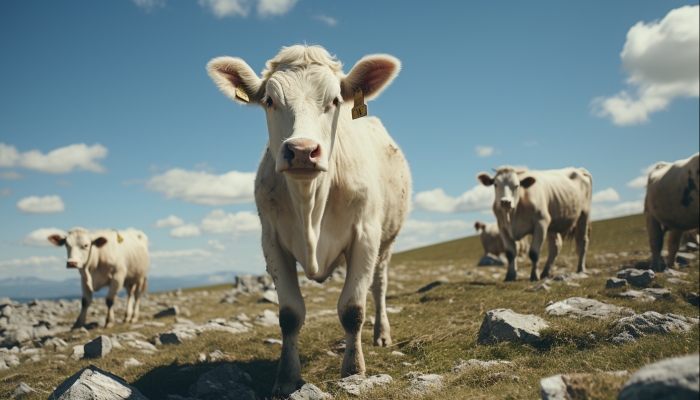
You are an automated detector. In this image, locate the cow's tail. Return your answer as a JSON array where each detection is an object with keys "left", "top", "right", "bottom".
[{"left": 563, "top": 168, "right": 593, "bottom": 243}]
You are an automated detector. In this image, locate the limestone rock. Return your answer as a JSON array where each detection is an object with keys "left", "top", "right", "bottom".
[
  {"left": 642, "top": 288, "right": 671, "bottom": 300},
  {"left": 288, "top": 383, "right": 333, "bottom": 400},
  {"left": 618, "top": 354, "right": 699, "bottom": 400},
  {"left": 616, "top": 290, "right": 655, "bottom": 302},
  {"left": 255, "top": 309, "right": 279, "bottom": 327},
  {"left": 261, "top": 289, "right": 279, "bottom": 305},
  {"left": 617, "top": 312, "right": 697, "bottom": 338},
  {"left": 188, "top": 364, "right": 255, "bottom": 400},
  {"left": 13, "top": 382, "right": 35, "bottom": 396},
  {"left": 408, "top": 373, "right": 444, "bottom": 395},
  {"left": 617, "top": 269, "right": 655, "bottom": 287},
  {"left": 452, "top": 359, "right": 512, "bottom": 373},
  {"left": 158, "top": 333, "right": 182, "bottom": 345},
  {"left": 71, "top": 345, "right": 85, "bottom": 360},
  {"left": 477, "top": 309, "right": 548, "bottom": 345},
  {"left": 263, "top": 338, "right": 282, "bottom": 345},
  {"left": 478, "top": 254, "right": 505, "bottom": 266},
  {"left": 123, "top": 358, "right": 142, "bottom": 368},
  {"left": 84, "top": 335, "right": 112, "bottom": 358},
  {"left": 335, "top": 374, "right": 392, "bottom": 396},
  {"left": 545, "top": 297, "right": 634, "bottom": 319},
  {"left": 606, "top": 278, "right": 628, "bottom": 289},
  {"left": 49, "top": 364, "right": 149, "bottom": 400}
]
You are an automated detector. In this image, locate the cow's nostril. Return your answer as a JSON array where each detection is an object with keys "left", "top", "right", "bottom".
[
  {"left": 284, "top": 144, "right": 295, "bottom": 161},
  {"left": 310, "top": 145, "right": 321, "bottom": 159}
]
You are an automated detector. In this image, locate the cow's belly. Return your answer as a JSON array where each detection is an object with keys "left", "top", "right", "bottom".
[
  {"left": 547, "top": 216, "right": 578, "bottom": 233},
  {"left": 648, "top": 174, "right": 700, "bottom": 230}
]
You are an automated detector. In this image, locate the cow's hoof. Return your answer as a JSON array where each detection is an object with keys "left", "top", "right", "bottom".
[
  {"left": 272, "top": 378, "right": 306, "bottom": 399},
  {"left": 530, "top": 275, "right": 539, "bottom": 282},
  {"left": 71, "top": 324, "right": 84, "bottom": 331},
  {"left": 374, "top": 336, "right": 392, "bottom": 347},
  {"left": 105, "top": 322, "right": 114, "bottom": 329},
  {"left": 504, "top": 275, "right": 517, "bottom": 282}
]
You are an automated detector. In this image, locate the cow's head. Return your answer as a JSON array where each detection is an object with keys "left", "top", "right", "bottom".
[
  {"left": 477, "top": 166, "right": 536, "bottom": 212},
  {"left": 48, "top": 228, "right": 107, "bottom": 269},
  {"left": 207, "top": 45, "right": 400, "bottom": 180}
]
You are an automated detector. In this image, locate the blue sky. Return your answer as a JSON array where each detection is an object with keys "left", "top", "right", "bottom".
[{"left": 1, "top": 0, "right": 698, "bottom": 282}]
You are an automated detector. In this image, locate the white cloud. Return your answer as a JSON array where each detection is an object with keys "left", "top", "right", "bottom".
[
  {"left": 200, "top": 209, "right": 261, "bottom": 235},
  {"left": 626, "top": 161, "right": 665, "bottom": 189},
  {"left": 592, "top": 6, "right": 699, "bottom": 125},
  {"left": 257, "top": 0, "right": 297, "bottom": 17},
  {"left": 414, "top": 185, "right": 493, "bottom": 213},
  {"left": 0, "top": 256, "right": 63, "bottom": 268},
  {"left": 17, "top": 195, "right": 65, "bottom": 214},
  {"left": 0, "top": 142, "right": 108, "bottom": 174},
  {"left": 475, "top": 146, "right": 495, "bottom": 157},
  {"left": 155, "top": 215, "right": 184, "bottom": 228},
  {"left": 524, "top": 140, "right": 538, "bottom": 147},
  {"left": 20, "top": 228, "right": 67, "bottom": 247},
  {"left": 199, "top": 0, "right": 251, "bottom": 17},
  {"left": 1, "top": 188, "right": 10, "bottom": 196},
  {"left": 146, "top": 168, "right": 255, "bottom": 205},
  {"left": 170, "top": 224, "right": 202, "bottom": 238},
  {"left": 150, "top": 249, "right": 212, "bottom": 259},
  {"left": 133, "top": 0, "right": 165, "bottom": 11},
  {"left": 591, "top": 200, "right": 644, "bottom": 221},
  {"left": 395, "top": 219, "right": 472, "bottom": 251},
  {"left": 314, "top": 14, "right": 337, "bottom": 26},
  {"left": 592, "top": 188, "right": 621, "bottom": 203},
  {"left": 0, "top": 171, "right": 24, "bottom": 180},
  {"left": 208, "top": 239, "right": 226, "bottom": 250}
]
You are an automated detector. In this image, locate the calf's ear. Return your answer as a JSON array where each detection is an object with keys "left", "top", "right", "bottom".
[
  {"left": 92, "top": 237, "right": 108, "bottom": 248},
  {"left": 520, "top": 177, "right": 536, "bottom": 188},
  {"left": 477, "top": 173, "right": 494, "bottom": 186},
  {"left": 341, "top": 54, "right": 401, "bottom": 102},
  {"left": 207, "top": 57, "right": 263, "bottom": 105},
  {"left": 48, "top": 235, "right": 66, "bottom": 246}
]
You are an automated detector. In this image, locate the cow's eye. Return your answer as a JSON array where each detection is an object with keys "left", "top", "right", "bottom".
[
  {"left": 83, "top": 244, "right": 88, "bottom": 248},
  {"left": 266, "top": 97, "right": 273, "bottom": 108},
  {"left": 332, "top": 98, "right": 339, "bottom": 107},
  {"left": 494, "top": 183, "right": 498, "bottom": 188}
]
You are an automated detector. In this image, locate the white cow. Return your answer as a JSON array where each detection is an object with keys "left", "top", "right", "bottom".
[
  {"left": 474, "top": 221, "right": 531, "bottom": 259},
  {"left": 645, "top": 153, "right": 699, "bottom": 271},
  {"left": 207, "top": 45, "right": 411, "bottom": 396},
  {"left": 48, "top": 228, "right": 149, "bottom": 329},
  {"left": 477, "top": 166, "right": 592, "bottom": 281}
]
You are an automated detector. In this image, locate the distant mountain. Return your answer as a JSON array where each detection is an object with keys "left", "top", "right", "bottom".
[{"left": 0, "top": 271, "right": 247, "bottom": 303}]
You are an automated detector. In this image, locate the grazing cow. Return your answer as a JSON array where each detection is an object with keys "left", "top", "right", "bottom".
[
  {"left": 48, "top": 228, "right": 149, "bottom": 329},
  {"left": 474, "top": 221, "right": 531, "bottom": 259},
  {"left": 477, "top": 166, "right": 592, "bottom": 281},
  {"left": 644, "top": 153, "right": 699, "bottom": 271},
  {"left": 207, "top": 45, "right": 411, "bottom": 396}
]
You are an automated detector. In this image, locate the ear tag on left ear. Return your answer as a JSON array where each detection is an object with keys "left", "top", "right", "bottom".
[
  {"left": 235, "top": 86, "right": 250, "bottom": 103},
  {"left": 352, "top": 88, "right": 367, "bottom": 120},
  {"left": 117, "top": 233, "right": 124, "bottom": 243}
]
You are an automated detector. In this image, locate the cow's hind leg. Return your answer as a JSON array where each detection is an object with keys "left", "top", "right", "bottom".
[
  {"left": 123, "top": 283, "right": 136, "bottom": 324},
  {"left": 666, "top": 229, "right": 683, "bottom": 270},
  {"left": 131, "top": 277, "right": 146, "bottom": 323},
  {"left": 371, "top": 242, "right": 393, "bottom": 347},
  {"left": 540, "top": 232, "right": 562, "bottom": 279},
  {"left": 574, "top": 212, "right": 590, "bottom": 273},
  {"left": 528, "top": 221, "right": 548, "bottom": 281},
  {"left": 502, "top": 234, "right": 519, "bottom": 282},
  {"left": 646, "top": 212, "right": 666, "bottom": 271},
  {"left": 74, "top": 280, "right": 93, "bottom": 329}
]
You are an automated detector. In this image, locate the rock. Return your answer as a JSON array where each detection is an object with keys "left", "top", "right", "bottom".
[
  {"left": 154, "top": 306, "right": 179, "bottom": 318},
  {"left": 13, "top": 382, "right": 35, "bottom": 396},
  {"left": 235, "top": 313, "right": 250, "bottom": 322},
  {"left": 675, "top": 252, "right": 696, "bottom": 264},
  {"left": 617, "top": 269, "right": 655, "bottom": 287},
  {"left": 71, "top": 345, "right": 85, "bottom": 360},
  {"left": 386, "top": 306, "right": 403, "bottom": 313},
  {"left": 43, "top": 336, "right": 68, "bottom": 350},
  {"left": 616, "top": 290, "right": 655, "bottom": 302},
  {"left": 123, "top": 358, "right": 142, "bottom": 368},
  {"left": 158, "top": 333, "right": 182, "bottom": 345},
  {"left": 618, "top": 354, "right": 699, "bottom": 400},
  {"left": 452, "top": 359, "right": 512, "bottom": 373},
  {"left": 255, "top": 309, "right": 279, "bottom": 327},
  {"left": 391, "top": 351, "right": 405, "bottom": 356},
  {"left": 533, "top": 283, "right": 550, "bottom": 292},
  {"left": 417, "top": 281, "right": 442, "bottom": 293},
  {"left": 553, "top": 272, "right": 589, "bottom": 281},
  {"left": 612, "top": 331, "right": 637, "bottom": 346},
  {"left": 84, "top": 335, "right": 112, "bottom": 358},
  {"left": 642, "top": 288, "right": 671, "bottom": 300},
  {"left": 478, "top": 254, "right": 505, "bottom": 266},
  {"left": 477, "top": 309, "right": 549, "bottom": 345},
  {"left": 288, "top": 383, "right": 333, "bottom": 400},
  {"left": 606, "top": 278, "right": 628, "bottom": 289},
  {"left": 409, "top": 373, "right": 444, "bottom": 395},
  {"left": 188, "top": 364, "right": 255, "bottom": 400},
  {"left": 261, "top": 289, "right": 279, "bottom": 305},
  {"left": 335, "top": 374, "right": 392, "bottom": 396},
  {"left": 540, "top": 374, "right": 568, "bottom": 400},
  {"left": 617, "top": 312, "right": 697, "bottom": 338},
  {"left": 263, "top": 338, "right": 282, "bottom": 345},
  {"left": 545, "top": 297, "right": 634, "bottom": 319},
  {"left": 49, "top": 364, "right": 149, "bottom": 400},
  {"left": 688, "top": 293, "right": 699, "bottom": 307},
  {"left": 0, "top": 304, "right": 12, "bottom": 317},
  {"left": 220, "top": 294, "right": 238, "bottom": 304},
  {"left": 665, "top": 268, "right": 688, "bottom": 277}
]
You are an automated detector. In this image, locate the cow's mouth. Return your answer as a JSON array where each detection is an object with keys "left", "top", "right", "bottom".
[{"left": 284, "top": 168, "right": 322, "bottom": 179}]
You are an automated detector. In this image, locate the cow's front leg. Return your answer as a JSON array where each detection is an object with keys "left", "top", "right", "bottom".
[
  {"left": 339, "top": 240, "right": 376, "bottom": 377},
  {"left": 528, "top": 221, "right": 548, "bottom": 281},
  {"left": 540, "top": 232, "right": 562, "bottom": 279},
  {"left": 371, "top": 243, "right": 393, "bottom": 347},
  {"left": 105, "top": 274, "right": 124, "bottom": 329},
  {"left": 123, "top": 283, "right": 136, "bottom": 323},
  {"left": 666, "top": 229, "right": 683, "bottom": 270},
  {"left": 502, "top": 234, "right": 518, "bottom": 282},
  {"left": 131, "top": 277, "right": 146, "bottom": 323},
  {"left": 74, "top": 280, "right": 93, "bottom": 329},
  {"left": 646, "top": 213, "right": 665, "bottom": 271}
]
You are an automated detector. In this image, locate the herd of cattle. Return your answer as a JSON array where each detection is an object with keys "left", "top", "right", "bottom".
[{"left": 43, "top": 45, "right": 699, "bottom": 397}]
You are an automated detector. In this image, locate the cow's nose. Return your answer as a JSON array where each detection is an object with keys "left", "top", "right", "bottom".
[
  {"left": 67, "top": 261, "right": 78, "bottom": 269},
  {"left": 500, "top": 199, "right": 512, "bottom": 208},
  {"left": 284, "top": 140, "right": 321, "bottom": 166}
]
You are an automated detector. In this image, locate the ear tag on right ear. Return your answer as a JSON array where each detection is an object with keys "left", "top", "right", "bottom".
[
  {"left": 117, "top": 233, "right": 123, "bottom": 243},
  {"left": 235, "top": 86, "right": 250, "bottom": 103},
  {"left": 352, "top": 89, "right": 367, "bottom": 119}
]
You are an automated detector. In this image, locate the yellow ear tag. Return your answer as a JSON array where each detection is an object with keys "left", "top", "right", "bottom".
[
  {"left": 117, "top": 233, "right": 124, "bottom": 243},
  {"left": 352, "top": 88, "right": 367, "bottom": 119},
  {"left": 235, "top": 86, "right": 250, "bottom": 103}
]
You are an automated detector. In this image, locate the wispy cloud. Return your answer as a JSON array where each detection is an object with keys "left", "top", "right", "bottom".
[
  {"left": 170, "top": 224, "right": 202, "bottom": 238},
  {"left": 258, "top": 0, "right": 297, "bottom": 17},
  {"left": 0, "top": 143, "right": 108, "bottom": 174},
  {"left": 591, "top": 200, "right": 644, "bottom": 221},
  {"left": 0, "top": 171, "right": 24, "bottom": 180},
  {"left": 592, "top": 5, "right": 699, "bottom": 125},
  {"left": 146, "top": 168, "right": 255, "bottom": 205},
  {"left": 475, "top": 146, "right": 497, "bottom": 158},
  {"left": 1, "top": 188, "right": 11, "bottom": 196},
  {"left": 627, "top": 162, "right": 665, "bottom": 189},
  {"left": 414, "top": 185, "right": 494, "bottom": 213},
  {"left": 16, "top": 195, "right": 65, "bottom": 214},
  {"left": 208, "top": 239, "right": 226, "bottom": 250},
  {"left": 592, "top": 188, "right": 620, "bottom": 203},
  {"left": 313, "top": 14, "right": 337, "bottom": 26},
  {"left": 154, "top": 215, "right": 184, "bottom": 228},
  {"left": 132, "top": 0, "right": 165, "bottom": 12},
  {"left": 199, "top": 0, "right": 297, "bottom": 18}
]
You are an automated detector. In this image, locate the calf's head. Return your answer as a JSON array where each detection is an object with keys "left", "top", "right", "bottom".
[
  {"left": 207, "top": 45, "right": 400, "bottom": 180},
  {"left": 48, "top": 228, "right": 107, "bottom": 269},
  {"left": 477, "top": 166, "right": 536, "bottom": 212}
]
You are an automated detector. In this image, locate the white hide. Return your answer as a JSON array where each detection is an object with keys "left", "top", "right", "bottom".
[{"left": 475, "top": 221, "right": 529, "bottom": 258}]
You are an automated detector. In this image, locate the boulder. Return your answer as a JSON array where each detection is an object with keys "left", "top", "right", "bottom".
[
  {"left": 451, "top": 359, "right": 512, "bottom": 373},
  {"left": 618, "top": 354, "right": 699, "bottom": 400},
  {"left": 158, "top": 333, "right": 182, "bottom": 345},
  {"left": 606, "top": 278, "right": 628, "bottom": 289},
  {"left": 478, "top": 254, "right": 505, "bottom": 266},
  {"left": 477, "top": 309, "right": 548, "bottom": 345},
  {"left": 84, "top": 335, "right": 112, "bottom": 358},
  {"left": 545, "top": 297, "right": 634, "bottom": 319},
  {"left": 255, "top": 310, "right": 279, "bottom": 327},
  {"left": 71, "top": 345, "right": 85, "bottom": 360},
  {"left": 616, "top": 290, "right": 655, "bottom": 302},
  {"left": 154, "top": 306, "right": 179, "bottom": 318},
  {"left": 188, "top": 364, "right": 255, "bottom": 400},
  {"left": 408, "top": 373, "right": 444, "bottom": 395},
  {"left": 617, "top": 312, "right": 697, "bottom": 338},
  {"left": 49, "top": 364, "right": 149, "bottom": 400},
  {"left": 288, "top": 383, "right": 333, "bottom": 400},
  {"left": 642, "top": 288, "right": 671, "bottom": 300},
  {"left": 617, "top": 269, "right": 655, "bottom": 287},
  {"left": 335, "top": 374, "right": 392, "bottom": 396}
]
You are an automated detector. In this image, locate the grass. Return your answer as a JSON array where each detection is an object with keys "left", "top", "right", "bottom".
[{"left": 2, "top": 213, "right": 699, "bottom": 399}]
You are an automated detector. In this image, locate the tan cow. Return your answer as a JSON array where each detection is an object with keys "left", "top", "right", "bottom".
[
  {"left": 207, "top": 45, "right": 411, "bottom": 396},
  {"left": 474, "top": 221, "right": 531, "bottom": 259},
  {"left": 644, "top": 153, "right": 699, "bottom": 271},
  {"left": 48, "top": 228, "right": 149, "bottom": 328},
  {"left": 477, "top": 166, "right": 592, "bottom": 281}
]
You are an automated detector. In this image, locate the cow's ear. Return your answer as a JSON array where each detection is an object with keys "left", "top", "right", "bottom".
[
  {"left": 92, "top": 237, "right": 108, "bottom": 248},
  {"left": 520, "top": 177, "right": 536, "bottom": 188},
  {"left": 207, "top": 56, "right": 263, "bottom": 105},
  {"left": 48, "top": 234, "right": 66, "bottom": 246},
  {"left": 477, "top": 173, "right": 494, "bottom": 186},
  {"left": 341, "top": 54, "right": 401, "bottom": 102}
]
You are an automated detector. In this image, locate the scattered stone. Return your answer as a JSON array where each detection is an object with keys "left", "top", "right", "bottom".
[
  {"left": 545, "top": 297, "right": 634, "bottom": 319},
  {"left": 326, "top": 350, "right": 338, "bottom": 357},
  {"left": 408, "top": 373, "right": 444, "bottom": 395},
  {"left": 477, "top": 309, "right": 548, "bottom": 345},
  {"left": 540, "top": 374, "right": 568, "bottom": 400},
  {"left": 126, "top": 340, "right": 158, "bottom": 352},
  {"left": 688, "top": 293, "right": 699, "bottom": 307},
  {"left": 417, "top": 281, "right": 442, "bottom": 293},
  {"left": 49, "top": 365, "right": 149, "bottom": 400},
  {"left": 335, "top": 374, "right": 392, "bottom": 396},
  {"left": 617, "top": 269, "right": 656, "bottom": 287},
  {"left": 208, "top": 350, "right": 232, "bottom": 362},
  {"left": 618, "top": 354, "right": 699, "bottom": 400},
  {"left": 478, "top": 254, "right": 505, "bottom": 266},
  {"left": 553, "top": 272, "right": 589, "bottom": 281},
  {"left": 219, "top": 294, "right": 238, "bottom": 304},
  {"left": 391, "top": 351, "right": 405, "bottom": 356},
  {"left": 70, "top": 345, "right": 84, "bottom": 360},
  {"left": 675, "top": 252, "right": 697, "bottom": 265},
  {"left": 617, "top": 311, "right": 697, "bottom": 338},
  {"left": 288, "top": 383, "right": 333, "bottom": 400},
  {"left": 158, "top": 332, "right": 182, "bottom": 345},
  {"left": 43, "top": 336, "right": 68, "bottom": 351},
  {"left": 665, "top": 268, "right": 688, "bottom": 277},
  {"left": 84, "top": 335, "right": 112, "bottom": 358},
  {"left": 616, "top": 290, "right": 655, "bottom": 302},
  {"left": 533, "top": 283, "right": 550, "bottom": 292},
  {"left": 452, "top": 359, "right": 512, "bottom": 373},
  {"left": 261, "top": 289, "right": 279, "bottom": 305},
  {"left": 264, "top": 338, "right": 282, "bottom": 345},
  {"left": 188, "top": 364, "right": 255, "bottom": 400},
  {"left": 13, "top": 382, "right": 36, "bottom": 396},
  {"left": 386, "top": 306, "right": 403, "bottom": 313},
  {"left": 123, "top": 358, "right": 142, "bottom": 368},
  {"left": 154, "top": 306, "right": 179, "bottom": 318},
  {"left": 642, "top": 288, "right": 671, "bottom": 300},
  {"left": 606, "top": 278, "right": 628, "bottom": 289},
  {"left": 255, "top": 309, "right": 279, "bottom": 327},
  {"left": 612, "top": 331, "right": 636, "bottom": 346}
]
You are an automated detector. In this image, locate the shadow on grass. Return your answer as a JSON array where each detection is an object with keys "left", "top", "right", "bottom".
[{"left": 131, "top": 359, "right": 278, "bottom": 400}]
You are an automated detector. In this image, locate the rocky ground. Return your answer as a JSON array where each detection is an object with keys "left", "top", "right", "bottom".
[{"left": 1, "top": 214, "right": 699, "bottom": 399}]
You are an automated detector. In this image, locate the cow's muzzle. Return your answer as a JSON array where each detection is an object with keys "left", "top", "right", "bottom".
[
  {"left": 66, "top": 261, "right": 79, "bottom": 269},
  {"left": 277, "top": 138, "right": 326, "bottom": 177},
  {"left": 500, "top": 198, "right": 513, "bottom": 211}
]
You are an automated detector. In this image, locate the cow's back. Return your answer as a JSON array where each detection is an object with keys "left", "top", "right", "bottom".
[
  {"left": 94, "top": 230, "right": 150, "bottom": 280},
  {"left": 646, "top": 153, "right": 700, "bottom": 230}
]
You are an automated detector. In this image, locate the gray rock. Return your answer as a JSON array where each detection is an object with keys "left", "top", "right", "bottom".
[
  {"left": 409, "top": 374, "right": 444, "bottom": 395},
  {"left": 612, "top": 331, "right": 637, "bottom": 345},
  {"left": 263, "top": 338, "right": 282, "bottom": 345},
  {"left": 188, "top": 364, "right": 255, "bottom": 400},
  {"left": 545, "top": 297, "right": 634, "bottom": 319},
  {"left": 49, "top": 364, "right": 149, "bottom": 400},
  {"left": 618, "top": 354, "right": 699, "bottom": 400},
  {"left": 84, "top": 335, "right": 112, "bottom": 358},
  {"left": 616, "top": 289, "right": 655, "bottom": 302},
  {"left": 533, "top": 283, "right": 550, "bottom": 292},
  {"left": 0, "top": 304, "right": 13, "bottom": 317},
  {"left": 261, "top": 289, "right": 279, "bottom": 305},
  {"left": 288, "top": 383, "right": 333, "bottom": 400},
  {"left": 158, "top": 333, "right": 182, "bottom": 345},
  {"left": 335, "top": 374, "right": 392, "bottom": 396},
  {"left": 617, "top": 269, "right": 656, "bottom": 287},
  {"left": 42, "top": 337, "right": 68, "bottom": 350},
  {"left": 688, "top": 293, "right": 699, "bottom": 307},
  {"left": 617, "top": 312, "right": 698, "bottom": 338},
  {"left": 70, "top": 345, "right": 84, "bottom": 360},
  {"left": 606, "top": 278, "right": 628, "bottom": 289},
  {"left": 255, "top": 309, "right": 279, "bottom": 327},
  {"left": 123, "top": 358, "right": 142, "bottom": 368},
  {"left": 451, "top": 358, "right": 512, "bottom": 373},
  {"left": 13, "top": 382, "right": 35, "bottom": 396},
  {"left": 478, "top": 254, "right": 505, "bottom": 266},
  {"left": 642, "top": 288, "right": 671, "bottom": 300},
  {"left": 477, "top": 308, "right": 549, "bottom": 345},
  {"left": 154, "top": 306, "right": 179, "bottom": 318},
  {"left": 220, "top": 294, "right": 238, "bottom": 304}
]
